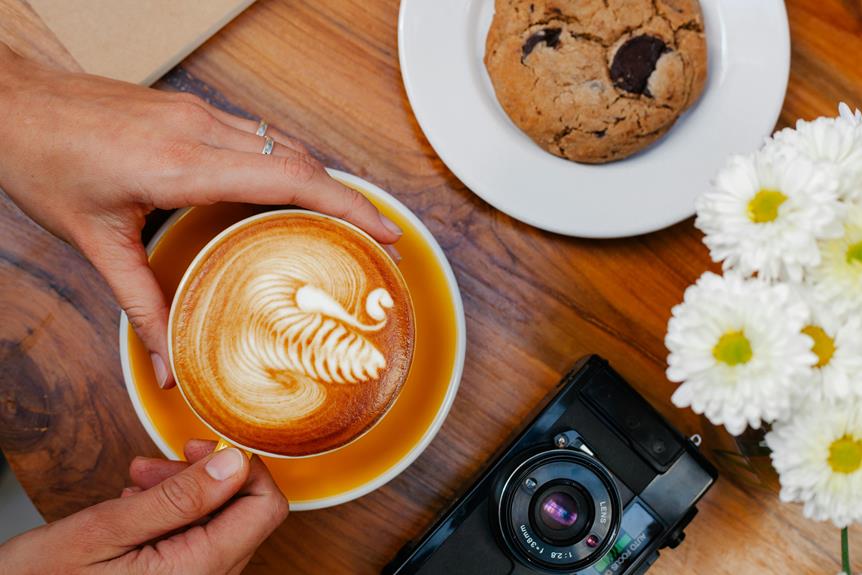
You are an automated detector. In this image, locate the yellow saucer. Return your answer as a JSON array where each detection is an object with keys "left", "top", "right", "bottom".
[{"left": 119, "top": 170, "right": 466, "bottom": 510}]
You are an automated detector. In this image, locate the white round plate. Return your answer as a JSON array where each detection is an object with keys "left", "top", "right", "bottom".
[{"left": 398, "top": 0, "right": 790, "bottom": 238}]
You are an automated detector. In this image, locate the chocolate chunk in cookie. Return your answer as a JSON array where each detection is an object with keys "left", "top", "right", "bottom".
[
  {"left": 521, "top": 28, "right": 562, "bottom": 61},
  {"left": 610, "top": 35, "right": 669, "bottom": 95}
]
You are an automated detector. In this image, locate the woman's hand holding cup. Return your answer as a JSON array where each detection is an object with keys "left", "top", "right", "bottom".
[
  {"left": 0, "top": 43, "right": 402, "bottom": 390},
  {"left": 0, "top": 440, "right": 288, "bottom": 575}
]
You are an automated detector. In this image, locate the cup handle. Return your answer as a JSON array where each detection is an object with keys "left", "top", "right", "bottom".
[{"left": 214, "top": 437, "right": 252, "bottom": 458}]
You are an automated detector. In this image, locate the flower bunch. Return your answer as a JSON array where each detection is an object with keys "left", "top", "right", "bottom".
[{"left": 666, "top": 104, "right": 862, "bottom": 534}]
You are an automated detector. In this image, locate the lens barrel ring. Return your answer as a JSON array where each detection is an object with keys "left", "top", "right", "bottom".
[{"left": 496, "top": 449, "right": 622, "bottom": 573}]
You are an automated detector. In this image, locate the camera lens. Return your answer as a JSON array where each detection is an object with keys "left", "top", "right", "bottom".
[
  {"left": 496, "top": 450, "right": 621, "bottom": 573},
  {"left": 540, "top": 492, "right": 578, "bottom": 528},
  {"left": 531, "top": 482, "right": 592, "bottom": 546}
]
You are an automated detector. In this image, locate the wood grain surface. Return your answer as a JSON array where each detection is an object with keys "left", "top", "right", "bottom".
[{"left": 2, "top": 0, "right": 861, "bottom": 573}]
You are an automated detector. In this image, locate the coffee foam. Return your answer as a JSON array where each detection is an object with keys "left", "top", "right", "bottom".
[{"left": 171, "top": 212, "right": 414, "bottom": 456}]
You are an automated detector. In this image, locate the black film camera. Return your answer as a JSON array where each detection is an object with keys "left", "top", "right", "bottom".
[{"left": 384, "top": 355, "right": 717, "bottom": 575}]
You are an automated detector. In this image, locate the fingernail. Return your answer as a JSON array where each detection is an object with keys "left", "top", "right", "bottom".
[
  {"left": 151, "top": 353, "right": 169, "bottom": 389},
  {"left": 383, "top": 244, "right": 402, "bottom": 263},
  {"left": 379, "top": 214, "right": 403, "bottom": 237},
  {"left": 205, "top": 448, "right": 244, "bottom": 481},
  {"left": 121, "top": 486, "right": 142, "bottom": 498}
]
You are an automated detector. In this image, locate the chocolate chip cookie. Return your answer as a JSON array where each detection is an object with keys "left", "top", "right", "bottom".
[{"left": 485, "top": 0, "right": 707, "bottom": 163}]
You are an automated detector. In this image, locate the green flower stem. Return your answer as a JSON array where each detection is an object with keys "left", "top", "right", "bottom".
[{"left": 843, "top": 526, "right": 851, "bottom": 574}]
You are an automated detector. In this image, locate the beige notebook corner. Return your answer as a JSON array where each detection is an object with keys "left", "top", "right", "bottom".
[{"left": 29, "top": 0, "right": 256, "bottom": 85}]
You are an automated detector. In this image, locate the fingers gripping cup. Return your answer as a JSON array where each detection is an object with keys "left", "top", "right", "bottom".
[{"left": 168, "top": 210, "right": 415, "bottom": 458}]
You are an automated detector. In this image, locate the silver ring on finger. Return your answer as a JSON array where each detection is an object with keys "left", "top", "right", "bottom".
[
  {"left": 261, "top": 136, "right": 275, "bottom": 155},
  {"left": 256, "top": 119, "right": 269, "bottom": 137}
]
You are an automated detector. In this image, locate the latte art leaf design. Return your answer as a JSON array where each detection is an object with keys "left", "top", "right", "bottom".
[
  {"left": 220, "top": 260, "right": 395, "bottom": 420},
  {"left": 285, "top": 284, "right": 392, "bottom": 383}
]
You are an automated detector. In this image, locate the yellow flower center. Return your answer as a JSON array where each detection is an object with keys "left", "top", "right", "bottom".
[
  {"left": 828, "top": 435, "right": 862, "bottom": 474},
  {"left": 747, "top": 188, "right": 787, "bottom": 223},
  {"left": 801, "top": 325, "right": 835, "bottom": 368},
  {"left": 848, "top": 241, "right": 862, "bottom": 265},
  {"left": 713, "top": 330, "right": 753, "bottom": 366}
]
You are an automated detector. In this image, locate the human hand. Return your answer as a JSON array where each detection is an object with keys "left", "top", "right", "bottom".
[
  {"left": 0, "top": 440, "right": 288, "bottom": 575},
  {"left": 0, "top": 44, "right": 402, "bottom": 388}
]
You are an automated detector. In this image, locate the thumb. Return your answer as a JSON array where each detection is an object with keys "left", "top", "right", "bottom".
[
  {"left": 78, "top": 447, "right": 249, "bottom": 554},
  {"left": 84, "top": 230, "right": 174, "bottom": 388}
]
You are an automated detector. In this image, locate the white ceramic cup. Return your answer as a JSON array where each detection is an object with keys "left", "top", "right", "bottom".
[{"left": 166, "top": 208, "right": 415, "bottom": 459}]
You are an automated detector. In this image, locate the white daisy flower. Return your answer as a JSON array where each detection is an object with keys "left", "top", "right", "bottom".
[
  {"left": 770, "top": 106, "right": 862, "bottom": 202},
  {"left": 792, "top": 285, "right": 862, "bottom": 402},
  {"left": 666, "top": 271, "right": 816, "bottom": 435},
  {"left": 807, "top": 204, "right": 862, "bottom": 317},
  {"left": 695, "top": 150, "right": 844, "bottom": 282},
  {"left": 766, "top": 398, "right": 862, "bottom": 528}
]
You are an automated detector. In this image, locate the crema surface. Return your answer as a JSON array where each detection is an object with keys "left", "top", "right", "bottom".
[{"left": 171, "top": 212, "right": 414, "bottom": 456}]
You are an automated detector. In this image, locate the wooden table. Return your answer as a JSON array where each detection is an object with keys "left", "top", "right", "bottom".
[{"left": 1, "top": 1, "right": 861, "bottom": 573}]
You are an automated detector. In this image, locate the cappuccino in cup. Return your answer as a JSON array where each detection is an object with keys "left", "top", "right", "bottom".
[{"left": 169, "top": 210, "right": 415, "bottom": 457}]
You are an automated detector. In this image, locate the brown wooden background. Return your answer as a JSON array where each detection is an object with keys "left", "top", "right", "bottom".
[{"left": 2, "top": 0, "right": 861, "bottom": 573}]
